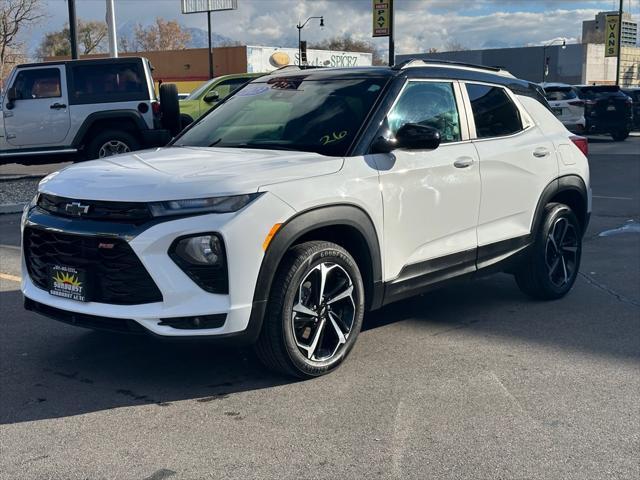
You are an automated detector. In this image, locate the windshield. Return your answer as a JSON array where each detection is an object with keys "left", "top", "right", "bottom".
[
  {"left": 175, "top": 76, "right": 388, "bottom": 156},
  {"left": 184, "top": 78, "right": 216, "bottom": 101}
]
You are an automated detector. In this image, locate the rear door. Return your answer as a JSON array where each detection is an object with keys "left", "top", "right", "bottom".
[
  {"left": 463, "top": 82, "right": 558, "bottom": 259},
  {"left": 3, "top": 65, "right": 70, "bottom": 147}
]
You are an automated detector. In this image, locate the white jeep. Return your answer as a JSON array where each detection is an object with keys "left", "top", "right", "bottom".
[
  {"left": 21, "top": 61, "right": 591, "bottom": 378},
  {"left": 1, "top": 57, "right": 179, "bottom": 162}
]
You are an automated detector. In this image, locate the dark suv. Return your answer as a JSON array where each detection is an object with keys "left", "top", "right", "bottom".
[
  {"left": 621, "top": 88, "right": 640, "bottom": 131},
  {"left": 574, "top": 85, "right": 633, "bottom": 141}
]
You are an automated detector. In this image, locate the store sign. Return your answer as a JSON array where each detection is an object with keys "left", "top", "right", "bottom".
[
  {"left": 246, "top": 46, "right": 373, "bottom": 73},
  {"left": 373, "top": 1, "right": 390, "bottom": 37},
  {"left": 605, "top": 14, "right": 619, "bottom": 58},
  {"left": 181, "top": 0, "right": 237, "bottom": 14}
]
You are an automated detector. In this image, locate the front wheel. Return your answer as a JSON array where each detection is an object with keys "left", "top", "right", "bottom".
[
  {"left": 515, "top": 203, "right": 582, "bottom": 300},
  {"left": 611, "top": 129, "right": 630, "bottom": 141},
  {"left": 255, "top": 241, "right": 365, "bottom": 378}
]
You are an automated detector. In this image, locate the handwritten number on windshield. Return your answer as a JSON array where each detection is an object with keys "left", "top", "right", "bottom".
[{"left": 320, "top": 131, "right": 348, "bottom": 145}]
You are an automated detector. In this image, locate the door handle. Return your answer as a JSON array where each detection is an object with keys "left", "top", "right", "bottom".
[
  {"left": 533, "top": 147, "right": 550, "bottom": 158},
  {"left": 50, "top": 103, "right": 67, "bottom": 110},
  {"left": 453, "top": 156, "right": 474, "bottom": 168}
]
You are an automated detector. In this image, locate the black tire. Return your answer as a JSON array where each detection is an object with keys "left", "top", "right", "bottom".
[
  {"left": 254, "top": 241, "right": 365, "bottom": 378},
  {"left": 159, "top": 83, "right": 181, "bottom": 136},
  {"left": 515, "top": 203, "right": 582, "bottom": 300},
  {"left": 85, "top": 129, "right": 140, "bottom": 160},
  {"left": 611, "top": 129, "right": 630, "bottom": 141}
]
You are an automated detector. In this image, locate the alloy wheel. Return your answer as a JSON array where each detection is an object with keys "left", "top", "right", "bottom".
[
  {"left": 98, "top": 140, "right": 131, "bottom": 158},
  {"left": 291, "top": 263, "right": 356, "bottom": 362},
  {"left": 545, "top": 217, "right": 579, "bottom": 288}
]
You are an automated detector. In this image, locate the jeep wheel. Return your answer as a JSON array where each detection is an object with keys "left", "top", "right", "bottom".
[
  {"left": 86, "top": 130, "right": 140, "bottom": 160},
  {"left": 515, "top": 203, "right": 582, "bottom": 300},
  {"left": 255, "top": 241, "right": 365, "bottom": 378},
  {"left": 611, "top": 129, "right": 630, "bottom": 141}
]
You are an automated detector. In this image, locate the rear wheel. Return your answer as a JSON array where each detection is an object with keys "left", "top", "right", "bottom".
[
  {"left": 85, "top": 129, "right": 140, "bottom": 160},
  {"left": 515, "top": 203, "right": 582, "bottom": 300},
  {"left": 611, "top": 129, "right": 629, "bottom": 141},
  {"left": 255, "top": 241, "right": 365, "bottom": 378}
]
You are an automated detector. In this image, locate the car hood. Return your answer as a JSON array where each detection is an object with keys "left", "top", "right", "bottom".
[{"left": 38, "top": 146, "right": 344, "bottom": 202}]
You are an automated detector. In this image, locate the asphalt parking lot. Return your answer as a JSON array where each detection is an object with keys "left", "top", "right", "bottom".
[{"left": 0, "top": 137, "right": 638, "bottom": 480}]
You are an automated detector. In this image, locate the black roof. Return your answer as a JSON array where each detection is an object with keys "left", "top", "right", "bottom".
[
  {"left": 16, "top": 56, "right": 146, "bottom": 69},
  {"left": 259, "top": 61, "right": 546, "bottom": 104}
]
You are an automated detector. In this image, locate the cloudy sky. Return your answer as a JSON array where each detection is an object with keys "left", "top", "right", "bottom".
[{"left": 29, "top": 0, "right": 640, "bottom": 55}]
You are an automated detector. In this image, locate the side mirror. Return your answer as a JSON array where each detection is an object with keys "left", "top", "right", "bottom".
[
  {"left": 371, "top": 123, "right": 441, "bottom": 153},
  {"left": 5, "top": 87, "right": 17, "bottom": 109},
  {"left": 203, "top": 90, "right": 220, "bottom": 103}
]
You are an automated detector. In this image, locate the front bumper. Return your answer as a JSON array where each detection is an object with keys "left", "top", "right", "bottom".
[{"left": 21, "top": 193, "right": 295, "bottom": 339}]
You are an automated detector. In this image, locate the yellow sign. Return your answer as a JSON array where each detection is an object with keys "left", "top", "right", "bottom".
[
  {"left": 373, "top": 1, "right": 390, "bottom": 37},
  {"left": 605, "top": 14, "right": 619, "bottom": 58}
]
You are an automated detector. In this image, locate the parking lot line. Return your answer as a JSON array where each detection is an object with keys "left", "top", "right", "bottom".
[{"left": 0, "top": 272, "right": 21, "bottom": 283}]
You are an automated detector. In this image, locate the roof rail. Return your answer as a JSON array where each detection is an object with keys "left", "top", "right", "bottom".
[{"left": 393, "top": 58, "right": 513, "bottom": 76}]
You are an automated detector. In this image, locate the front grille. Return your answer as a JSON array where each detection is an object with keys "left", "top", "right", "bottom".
[
  {"left": 24, "top": 227, "right": 163, "bottom": 305},
  {"left": 38, "top": 193, "right": 152, "bottom": 224}
]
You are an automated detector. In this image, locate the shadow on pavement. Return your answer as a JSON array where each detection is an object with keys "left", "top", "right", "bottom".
[{"left": 2, "top": 270, "right": 638, "bottom": 426}]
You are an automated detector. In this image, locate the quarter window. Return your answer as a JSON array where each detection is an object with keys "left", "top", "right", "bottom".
[
  {"left": 12, "top": 68, "right": 61, "bottom": 100},
  {"left": 388, "top": 82, "right": 461, "bottom": 143},
  {"left": 466, "top": 84, "right": 523, "bottom": 138}
]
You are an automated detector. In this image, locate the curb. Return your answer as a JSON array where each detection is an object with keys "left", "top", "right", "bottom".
[
  {"left": 0, "top": 203, "right": 26, "bottom": 215},
  {"left": 0, "top": 174, "right": 45, "bottom": 182}
]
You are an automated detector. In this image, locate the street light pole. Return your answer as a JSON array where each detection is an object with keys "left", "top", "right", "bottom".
[
  {"left": 615, "top": 0, "right": 623, "bottom": 85},
  {"left": 106, "top": 0, "right": 118, "bottom": 58},
  {"left": 541, "top": 38, "right": 566, "bottom": 82},
  {"left": 67, "top": 0, "right": 79, "bottom": 59},
  {"left": 296, "top": 16, "right": 324, "bottom": 66}
]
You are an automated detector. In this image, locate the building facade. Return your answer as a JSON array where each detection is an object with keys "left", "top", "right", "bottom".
[{"left": 582, "top": 11, "right": 638, "bottom": 47}]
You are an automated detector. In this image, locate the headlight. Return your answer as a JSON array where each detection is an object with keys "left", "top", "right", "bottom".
[
  {"left": 169, "top": 233, "right": 228, "bottom": 294},
  {"left": 149, "top": 193, "right": 261, "bottom": 217},
  {"left": 174, "top": 234, "right": 223, "bottom": 266}
]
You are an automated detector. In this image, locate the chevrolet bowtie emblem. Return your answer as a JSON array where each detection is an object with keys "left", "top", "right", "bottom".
[{"left": 65, "top": 201, "right": 90, "bottom": 216}]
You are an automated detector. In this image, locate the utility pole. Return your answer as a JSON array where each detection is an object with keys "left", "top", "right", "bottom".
[
  {"left": 207, "top": 11, "right": 213, "bottom": 79},
  {"left": 106, "top": 0, "right": 118, "bottom": 58},
  {"left": 67, "top": 0, "right": 79, "bottom": 59},
  {"left": 388, "top": 0, "right": 394, "bottom": 66},
  {"left": 615, "top": 0, "right": 623, "bottom": 85}
]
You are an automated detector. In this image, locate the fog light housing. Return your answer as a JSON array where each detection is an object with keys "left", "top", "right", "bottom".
[{"left": 169, "top": 233, "right": 228, "bottom": 293}]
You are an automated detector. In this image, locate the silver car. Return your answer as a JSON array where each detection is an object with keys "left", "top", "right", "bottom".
[{"left": 541, "top": 82, "right": 586, "bottom": 133}]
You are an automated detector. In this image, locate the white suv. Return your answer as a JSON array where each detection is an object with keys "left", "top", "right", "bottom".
[
  {"left": 21, "top": 61, "right": 591, "bottom": 378},
  {"left": 541, "top": 82, "right": 586, "bottom": 133}
]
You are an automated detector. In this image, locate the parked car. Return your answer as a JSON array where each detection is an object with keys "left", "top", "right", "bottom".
[
  {"left": 178, "top": 93, "right": 189, "bottom": 101},
  {"left": 574, "top": 84, "right": 633, "bottom": 141},
  {"left": 22, "top": 61, "right": 590, "bottom": 378},
  {"left": 621, "top": 87, "right": 640, "bottom": 131},
  {"left": 540, "top": 82, "right": 586, "bottom": 133},
  {"left": 1, "top": 57, "right": 179, "bottom": 162},
  {"left": 179, "top": 73, "right": 262, "bottom": 124}
]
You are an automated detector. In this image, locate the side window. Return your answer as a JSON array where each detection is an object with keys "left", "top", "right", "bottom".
[
  {"left": 70, "top": 62, "right": 144, "bottom": 103},
  {"left": 388, "top": 82, "right": 461, "bottom": 143},
  {"left": 466, "top": 83, "right": 523, "bottom": 138},
  {"left": 12, "top": 68, "right": 61, "bottom": 100},
  {"left": 213, "top": 79, "right": 247, "bottom": 100}
]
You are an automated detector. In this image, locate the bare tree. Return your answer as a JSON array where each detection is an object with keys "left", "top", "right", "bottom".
[
  {"left": 36, "top": 20, "right": 108, "bottom": 59},
  {"left": 1, "top": 0, "right": 44, "bottom": 88},
  {"left": 134, "top": 18, "right": 191, "bottom": 51},
  {"left": 310, "top": 35, "right": 385, "bottom": 65},
  {"left": 444, "top": 40, "right": 468, "bottom": 52}
]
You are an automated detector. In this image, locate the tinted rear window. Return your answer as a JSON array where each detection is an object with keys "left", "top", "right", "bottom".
[
  {"left": 576, "top": 86, "right": 624, "bottom": 99},
  {"left": 544, "top": 87, "right": 577, "bottom": 101},
  {"left": 69, "top": 61, "right": 148, "bottom": 104},
  {"left": 466, "top": 83, "right": 523, "bottom": 138}
]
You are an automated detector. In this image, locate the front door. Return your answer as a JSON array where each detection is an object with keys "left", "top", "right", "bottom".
[
  {"left": 376, "top": 80, "right": 481, "bottom": 284},
  {"left": 4, "top": 65, "right": 70, "bottom": 147}
]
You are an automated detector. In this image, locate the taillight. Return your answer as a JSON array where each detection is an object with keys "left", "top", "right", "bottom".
[
  {"left": 152, "top": 102, "right": 161, "bottom": 115},
  {"left": 570, "top": 135, "right": 588, "bottom": 157},
  {"left": 568, "top": 100, "right": 584, "bottom": 107}
]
